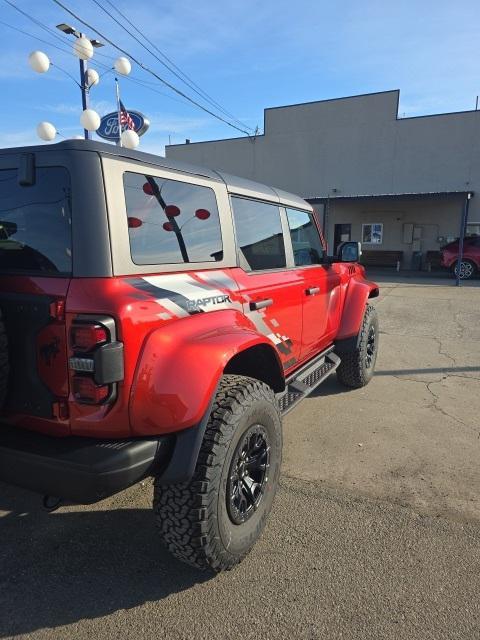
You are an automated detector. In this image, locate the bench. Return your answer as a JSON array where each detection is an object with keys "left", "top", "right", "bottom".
[{"left": 360, "top": 250, "right": 403, "bottom": 268}]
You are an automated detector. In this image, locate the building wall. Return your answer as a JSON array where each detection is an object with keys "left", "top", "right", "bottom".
[
  {"left": 166, "top": 90, "right": 480, "bottom": 223},
  {"left": 327, "top": 195, "right": 465, "bottom": 268}
]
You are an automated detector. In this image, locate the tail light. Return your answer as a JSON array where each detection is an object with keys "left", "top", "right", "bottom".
[
  {"left": 73, "top": 376, "right": 110, "bottom": 404},
  {"left": 71, "top": 324, "right": 108, "bottom": 352},
  {"left": 69, "top": 315, "right": 124, "bottom": 405}
]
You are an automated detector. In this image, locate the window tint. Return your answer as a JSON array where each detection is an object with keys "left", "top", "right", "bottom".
[
  {"left": 286, "top": 208, "right": 324, "bottom": 266},
  {"left": 0, "top": 167, "right": 71, "bottom": 275},
  {"left": 124, "top": 172, "right": 223, "bottom": 264},
  {"left": 232, "top": 197, "right": 286, "bottom": 271}
]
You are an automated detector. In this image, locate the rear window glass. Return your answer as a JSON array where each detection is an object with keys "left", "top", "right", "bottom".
[
  {"left": 0, "top": 167, "right": 72, "bottom": 275},
  {"left": 123, "top": 172, "right": 223, "bottom": 264}
]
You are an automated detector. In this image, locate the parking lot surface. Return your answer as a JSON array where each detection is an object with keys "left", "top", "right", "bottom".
[{"left": 1, "top": 276, "right": 480, "bottom": 639}]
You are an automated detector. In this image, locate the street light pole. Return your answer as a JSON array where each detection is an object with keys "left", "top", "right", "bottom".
[
  {"left": 56, "top": 23, "right": 104, "bottom": 140},
  {"left": 78, "top": 33, "right": 89, "bottom": 139}
]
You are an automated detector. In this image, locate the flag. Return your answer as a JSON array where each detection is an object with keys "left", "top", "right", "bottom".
[{"left": 119, "top": 100, "right": 135, "bottom": 131}]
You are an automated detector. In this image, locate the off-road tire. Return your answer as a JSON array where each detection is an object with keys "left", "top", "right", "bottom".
[
  {"left": 453, "top": 259, "right": 476, "bottom": 280},
  {"left": 0, "top": 309, "right": 8, "bottom": 409},
  {"left": 336, "top": 303, "right": 379, "bottom": 389},
  {"left": 153, "top": 375, "right": 282, "bottom": 571}
]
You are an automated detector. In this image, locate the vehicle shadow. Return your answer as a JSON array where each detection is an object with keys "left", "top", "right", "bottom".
[
  {"left": 309, "top": 376, "right": 349, "bottom": 397},
  {"left": 0, "top": 483, "right": 212, "bottom": 638}
]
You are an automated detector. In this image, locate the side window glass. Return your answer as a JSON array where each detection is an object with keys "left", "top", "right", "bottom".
[
  {"left": 232, "top": 197, "right": 286, "bottom": 270},
  {"left": 286, "top": 208, "right": 324, "bottom": 266},
  {"left": 123, "top": 172, "right": 223, "bottom": 265}
]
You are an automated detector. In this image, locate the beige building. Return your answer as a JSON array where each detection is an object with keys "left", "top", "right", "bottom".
[{"left": 166, "top": 90, "right": 479, "bottom": 270}]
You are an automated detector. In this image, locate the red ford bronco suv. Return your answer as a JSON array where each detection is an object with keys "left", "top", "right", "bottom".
[{"left": 0, "top": 140, "right": 379, "bottom": 571}]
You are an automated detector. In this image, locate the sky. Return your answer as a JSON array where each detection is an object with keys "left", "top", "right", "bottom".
[{"left": 1, "top": 0, "right": 480, "bottom": 154}]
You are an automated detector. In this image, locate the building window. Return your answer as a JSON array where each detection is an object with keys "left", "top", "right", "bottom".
[
  {"left": 232, "top": 197, "right": 286, "bottom": 271},
  {"left": 362, "top": 223, "right": 383, "bottom": 245}
]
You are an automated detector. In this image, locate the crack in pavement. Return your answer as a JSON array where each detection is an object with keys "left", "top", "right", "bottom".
[
  {"left": 387, "top": 373, "right": 475, "bottom": 431},
  {"left": 424, "top": 380, "right": 470, "bottom": 429},
  {"left": 433, "top": 336, "right": 457, "bottom": 367}
]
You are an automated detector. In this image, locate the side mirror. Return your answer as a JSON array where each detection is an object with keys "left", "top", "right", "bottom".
[{"left": 337, "top": 241, "right": 362, "bottom": 263}]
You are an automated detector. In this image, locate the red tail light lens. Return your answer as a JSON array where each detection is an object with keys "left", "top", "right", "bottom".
[
  {"left": 73, "top": 376, "right": 110, "bottom": 404},
  {"left": 71, "top": 324, "right": 108, "bottom": 352}
]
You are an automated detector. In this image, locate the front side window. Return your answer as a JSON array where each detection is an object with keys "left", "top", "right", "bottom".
[
  {"left": 124, "top": 172, "right": 223, "bottom": 265},
  {"left": 232, "top": 197, "right": 286, "bottom": 271},
  {"left": 286, "top": 208, "right": 324, "bottom": 266},
  {"left": 0, "top": 167, "right": 72, "bottom": 275},
  {"left": 362, "top": 223, "right": 383, "bottom": 245}
]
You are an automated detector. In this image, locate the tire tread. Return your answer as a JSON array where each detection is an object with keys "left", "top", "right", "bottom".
[
  {"left": 337, "top": 303, "right": 378, "bottom": 388},
  {"left": 153, "top": 375, "right": 279, "bottom": 571}
]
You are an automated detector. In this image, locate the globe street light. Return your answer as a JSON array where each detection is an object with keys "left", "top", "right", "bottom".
[
  {"left": 56, "top": 23, "right": 104, "bottom": 139},
  {"left": 114, "top": 57, "right": 131, "bottom": 76},
  {"left": 80, "top": 109, "right": 101, "bottom": 132},
  {"left": 36, "top": 122, "right": 57, "bottom": 141},
  {"left": 28, "top": 51, "right": 50, "bottom": 73},
  {"left": 85, "top": 68, "right": 99, "bottom": 87},
  {"left": 121, "top": 129, "right": 139, "bottom": 149}
]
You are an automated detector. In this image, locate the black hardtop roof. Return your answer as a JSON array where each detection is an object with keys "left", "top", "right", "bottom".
[
  {"left": 0, "top": 139, "right": 311, "bottom": 209},
  {"left": 0, "top": 139, "right": 221, "bottom": 181}
]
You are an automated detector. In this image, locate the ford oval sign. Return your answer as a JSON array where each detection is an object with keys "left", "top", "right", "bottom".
[{"left": 96, "top": 111, "right": 149, "bottom": 142}]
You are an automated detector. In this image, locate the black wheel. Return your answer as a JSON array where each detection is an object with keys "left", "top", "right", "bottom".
[
  {"left": 453, "top": 259, "right": 476, "bottom": 280},
  {"left": 336, "top": 303, "right": 379, "bottom": 389},
  {"left": 0, "top": 308, "right": 8, "bottom": 409},
  {"left": 153, "top": 375, "right": 282, "bottom": 571}
]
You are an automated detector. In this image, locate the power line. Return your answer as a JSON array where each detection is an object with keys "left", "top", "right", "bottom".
[
  {"left": 0, "top": 16, "right": 192, "bottom": 112},
  {"left": 92, "top": 0, "right": 254, "bottom": 132},
  {"left": 0, "top": 18, "right": 74, "bottom": 57},
  {"left": 52, "top": 0, "right": 253, "bottom": 136},
  {"left": 2, "top": 0, "right": 115, "bottom": 61}
]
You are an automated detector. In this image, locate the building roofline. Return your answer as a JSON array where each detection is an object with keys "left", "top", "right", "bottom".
[
  {"left": 166, "top": 88, "right": 480, "bottom": 150},
  {"left": 307, "top": 190, "right": 474, "bottom": 202},
  {"left": 263, "top": 89, "right": 400, "bottom": 113}
]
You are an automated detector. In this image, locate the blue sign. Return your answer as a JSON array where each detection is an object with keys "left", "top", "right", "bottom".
[{"left": 96, "top": 111, "right": 150, "bottom": 142}]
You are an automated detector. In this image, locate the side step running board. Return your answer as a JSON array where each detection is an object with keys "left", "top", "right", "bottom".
[{"left": 277, "top": 348, "right": 341, "bottom": 415}]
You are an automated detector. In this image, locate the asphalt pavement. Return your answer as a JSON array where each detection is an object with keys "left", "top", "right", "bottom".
[{"left": 1, "top": 275, "right": 479, "bottom": 639}]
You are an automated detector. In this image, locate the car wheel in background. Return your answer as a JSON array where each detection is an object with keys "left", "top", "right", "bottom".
[{"left": 453, "top": 259, "right": 476, "bottom": 280}]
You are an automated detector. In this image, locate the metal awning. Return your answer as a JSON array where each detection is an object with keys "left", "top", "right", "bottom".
[{"left": 307, "top": 190, "right": 473, "bottom": 202}]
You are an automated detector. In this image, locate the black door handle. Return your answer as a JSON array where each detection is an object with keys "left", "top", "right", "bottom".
[
  {"left": 306, "top": 287, "right": 320, "bottom": 296},
  {"left": 249, "top": 298, "right": 273, "bottom": 311}
]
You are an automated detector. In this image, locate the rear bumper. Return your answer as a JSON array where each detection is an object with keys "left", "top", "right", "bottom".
[{"left": 0, "top": 424, "right": 174, "bottom": 504}]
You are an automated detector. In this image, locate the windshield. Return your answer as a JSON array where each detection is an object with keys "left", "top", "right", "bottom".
[{"left": 0, "top": 166, "right": 72, "bottom": 275}]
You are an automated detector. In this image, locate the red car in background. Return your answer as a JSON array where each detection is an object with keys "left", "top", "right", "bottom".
[{"left": 441, "top": 236, "right": 480, "bottom": 279}]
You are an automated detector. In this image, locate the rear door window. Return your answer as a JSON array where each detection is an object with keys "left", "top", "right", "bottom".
[
  {"left": 0, "top": 167, "right": 72, "bottom": 275},
  {"left": 123, "top": 172, "right": 223, "bottom": 264}
]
